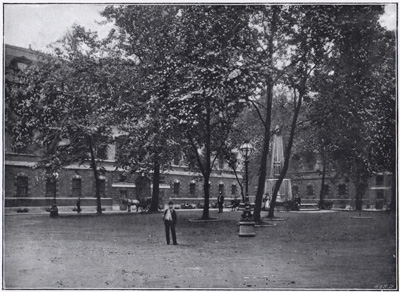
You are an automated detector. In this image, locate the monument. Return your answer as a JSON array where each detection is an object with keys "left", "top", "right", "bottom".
[{"left": 265, "top": 125, "right": 292, "bottom": 202}]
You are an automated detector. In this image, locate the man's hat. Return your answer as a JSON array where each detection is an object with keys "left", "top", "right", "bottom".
[{"left": 168, "top": 201, "right": 174, "bottom": 205}]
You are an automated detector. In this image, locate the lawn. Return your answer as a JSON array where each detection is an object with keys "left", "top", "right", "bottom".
[{"left": 3, "top": 209, "right": 397, "bottom": 289}]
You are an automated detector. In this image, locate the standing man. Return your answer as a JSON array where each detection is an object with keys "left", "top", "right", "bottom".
[
  {"left": 294, "top": 193, "right": 301, "bottom": 211},
  {"left": 76, "top": 197, "right": 81, "bottom": 213},
  {"left": 163, "top": 201, "right": 178, "bottom": 245},
  {"left": 217, "top": 191, "right": 224, "bottom": 213},
  {"left": 127, "top": 199, "right": 132, "bottom": 212}
]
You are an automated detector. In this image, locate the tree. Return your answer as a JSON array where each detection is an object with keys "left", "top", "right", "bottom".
[
  {"left": 239, "top": 6, "right": 291, "bottom": 222},
  {"left": 165, "top": 6, "right": 255, "bottom": 219},
  {"left": 101, "top": 5, "right": 184, "bottom": 212},
  {"left": 308, "top": 5, "right": 390, "bottom": 210},
  {"left": 245, "top": 5, "right": 337, "bottom": 220},
  {"left": 5, "top": 25, "right": 123, "bottom": 214}
]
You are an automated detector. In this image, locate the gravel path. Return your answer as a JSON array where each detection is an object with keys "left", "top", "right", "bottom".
[{"left": 3, "top": 209, "right": 397, "bottom": 289}]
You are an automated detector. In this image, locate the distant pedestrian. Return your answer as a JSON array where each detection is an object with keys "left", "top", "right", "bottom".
[
  {"left": 76, "top": 197, "right": 81, "bottom": 213},
  {"left": 217, "top": 191, "right": 224, "bottom": 213},
  {"left": 127, "top": 199, "right": 132, "bottom": 212},
  {"left": 294, "top": 194, "right": 301, "bottom": 211},
  {"left": 264, "top": 193, "right": 270, "bottom": 210},
  {"left": 163, "top": 201, "right": 178, "bottom": 245}
]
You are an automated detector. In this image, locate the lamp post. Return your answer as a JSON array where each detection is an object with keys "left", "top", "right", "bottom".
[
  {"left": 238, "top": 140, "right": 255, "bottom": 237},
  {"left": 49, "top": 172, "right": 59, "bottom": 217}
]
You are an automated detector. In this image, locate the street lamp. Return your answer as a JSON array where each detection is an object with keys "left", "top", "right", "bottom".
[
  {"left": 50, "top": 172, "right": 59, "bottom": 217},
  {"left": 238, "top": 140, "right": 255, "bottom": 237}
]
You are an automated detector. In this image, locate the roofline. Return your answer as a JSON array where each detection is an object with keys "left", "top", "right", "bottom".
[{"left": 5, "top": 43, "right": 48, "bottom": 56}]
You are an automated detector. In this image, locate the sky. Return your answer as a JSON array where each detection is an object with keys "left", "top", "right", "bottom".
[
  {"left": 3, "top": 3, "right": 397, "bottom": 53},
  {"left": 4, "top": 4, "right": 112, "bottom": 52}
]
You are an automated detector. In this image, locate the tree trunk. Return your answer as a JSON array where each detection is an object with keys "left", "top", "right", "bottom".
[
  {"left": 268, "top": 89, "right": 303, "bottom": 218},
  {"left": 319, "top": 161, "right": 326, "bottom": 208},
  {"left": 201, "top": 102, "right": 212, "bottom": 220},
  {"left": 253, "top": 8, "right": 277, "bottom": 223},
  {"left": 231, "top": 163, "right": 245, "bottom": 202},
  {"left": 88, "top": 136, "right": 102, "bottom": 214},
  {"left": 202, "top": 174, "right": 211, "bottom": 219},
  {"left": 253, "top": 85, "right": 273, "bottom": 223},
  {"left": 354, "top": 179, "right": 368, "bottom": 211},
  {"left": 149, "top": 160, "right": 160, "bottom": 212}
]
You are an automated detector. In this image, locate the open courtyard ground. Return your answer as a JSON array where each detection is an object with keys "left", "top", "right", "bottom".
[{"left": 3, "top": 209, "right": 397, "bottom": 289}]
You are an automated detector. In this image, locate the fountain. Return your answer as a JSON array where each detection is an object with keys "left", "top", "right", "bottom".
[{"left": 265, "top": 125, "right": 292, "bottom": 202}]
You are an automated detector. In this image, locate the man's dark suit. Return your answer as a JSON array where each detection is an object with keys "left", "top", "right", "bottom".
[
  {"left": 163, "top": 208, "right": 177, "bottom": 245},
  {"left": 218, "top": 194, "right": 224, "bottom": 213}
]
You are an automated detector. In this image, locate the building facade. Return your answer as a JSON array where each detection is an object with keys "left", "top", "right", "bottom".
[
  {"left": 5, "top": 44, "right": 393, "bottom": 212},
  {"left": 4, "top": 44, "right": 242, "bottom": 212}
]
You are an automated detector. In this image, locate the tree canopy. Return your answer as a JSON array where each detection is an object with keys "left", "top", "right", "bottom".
[{"left": 6, "top": 4, "right": 395, "bottom": 216}]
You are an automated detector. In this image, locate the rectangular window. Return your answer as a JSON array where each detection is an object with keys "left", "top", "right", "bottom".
[
  {"left": 98, "top": 179, "right": 106, "bottom": 197},
  {"left": 189, "top": 182, "right": 196, "bottom": 196},
  {"left": 46, "top": 178, "right": 56, "bottom": 197},
  {"left": 16, "top": 176, "right": 28, "bottom": 197},
  {"left": 97, "top": 145, "right": 108, "bottom": 160},
  {"left": 338, "top": 183, "right": 347, "bottom": 198},
  {"left": 306, "top": 184, "right": 314, "bottom": 197},
  {"left": 323, "top": 184, "right": 331, "bottom": 197},
  {"left": 376, "top": 175, "right": 384, "bottom": 186},
  {"left": 174, "top": 182, "right": 180, "bottom": 197},
  {"left": 231, "top": 184, "right": 237, "bottom": 196},
  {"left": 72, "top": 178, "right": 82, "bottom": 197}
]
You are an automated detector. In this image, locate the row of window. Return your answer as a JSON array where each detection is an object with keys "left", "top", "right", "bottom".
[
  {"left": 15, "top": 175, "right": 106, "bottom": 197},
  {"left": 172, "top": 181, "right": 238, "bottom": 197},
  {"left": 292, "top": 183, "right": 349, "bottom": 198}
]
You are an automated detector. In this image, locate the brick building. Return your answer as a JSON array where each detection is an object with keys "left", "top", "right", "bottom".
[
  {"left": 4, "top": 44, "right": 393, "bottom": 212},
  {"left": 4, "top": 44, "right": 242, "bottom": 212}
]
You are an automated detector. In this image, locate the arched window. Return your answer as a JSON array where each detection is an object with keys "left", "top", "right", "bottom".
[
  {"left": 97, "top": 176, "right": 106, "bottom": 197},
  {"left": 189, "top": 180, "right": 196, "bottom": 196},
  {"left": 218, "top": 182, "right": 224, "bottom": 194},
  {"left": 173, "top": 180, "right": 180, "bottom": 197}
]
